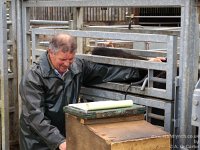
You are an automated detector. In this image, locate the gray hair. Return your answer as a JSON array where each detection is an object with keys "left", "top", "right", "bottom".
[{"left": 49, "top": 33, "right": 77, "bottom": 53}]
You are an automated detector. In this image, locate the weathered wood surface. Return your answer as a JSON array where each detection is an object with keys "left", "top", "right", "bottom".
[
  {"left": 79, "top": 114, "right": 144, "bottom": 125},
  {"left": 64, "top": 104, "right": 145, "bottom": 119},
  {"left": 66, "top": 114, "right": 171, "bottom": 150}
]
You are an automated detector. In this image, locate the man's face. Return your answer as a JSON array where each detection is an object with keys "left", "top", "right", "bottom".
[{"left": 49, "top": 50, "right": 75, "bottom": 74}]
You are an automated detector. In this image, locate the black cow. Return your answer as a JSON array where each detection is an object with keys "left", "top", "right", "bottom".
[
  {"left": 91, "top": 47, "right": 166, "bottom": 87},
  {"left": 92, "top": 47, "right": 148, "bottom": 60}
]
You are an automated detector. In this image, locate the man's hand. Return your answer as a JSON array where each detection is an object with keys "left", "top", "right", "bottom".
[
  {"left": 148, "top": 57, "right": 166, "bottom": 62},
  {"left": 59, "top": 141, "right": 66, "bottom": 150}
]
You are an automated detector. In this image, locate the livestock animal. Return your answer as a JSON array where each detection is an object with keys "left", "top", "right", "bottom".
[
  {"left": 92, "top": 47, "right": 148, "bottom": 60},
  {"left": 91, "top": 47, "right": 166, "bottom": 87}
]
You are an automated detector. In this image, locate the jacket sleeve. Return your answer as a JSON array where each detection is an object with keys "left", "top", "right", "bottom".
[
  {"left": 80, "top": 59, "right": 147, "bottom": 85},
  {"left": 20, "top": 68, "right": 65, "bottom": 150}
]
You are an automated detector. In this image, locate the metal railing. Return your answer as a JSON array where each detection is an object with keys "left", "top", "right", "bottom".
[{"left": 18, "top": 0, "right": 199, "bottom": 149}]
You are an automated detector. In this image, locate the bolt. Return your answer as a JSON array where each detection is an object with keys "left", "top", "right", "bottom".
[
  {"left": 193, "top": 100, "right": 199, "bottom": 106},
  {"left": 192, "top": 116, "right": 198, "bottom": 121}
]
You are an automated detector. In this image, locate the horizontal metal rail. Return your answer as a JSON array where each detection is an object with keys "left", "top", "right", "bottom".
[
  {"left": 30, "top": 20, "right": 69, "bottom": 25},
  {"left": 80, "top": 87, "right": 170, "bottom": 109},
  {"left": 38, "top": 26, "right": 70, "bottom": 29},
  {"left": 32, "top": 28, "right": 171, "bottom": 43},
  {"left": 76, "top": 54, "right": 166, "bottom": 70},
  {"left": 148, "top": 113, "right": 165, "bottom": 120},
  {"left": 35, "top": 47, "right": 167, "bottom": 58},
  {"left": 83, "top": 26, "right": 180, "bottom": 36},
  {"left": 85, "top": 82, "right": 168, "bottom": 100},
  {"left": 129, "top": 16, "right": 181, "bottom": 18},
  {"left": 23, "top": 0, "right": 183, "bottom": 7},
  {"left": 80, "top": 87, "right": 173, "bottom": 132}
]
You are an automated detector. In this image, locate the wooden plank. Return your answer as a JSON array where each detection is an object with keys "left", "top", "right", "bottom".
[
  {"left": 64, "top": 104, "right": 145, "bottom": 119},
  {"left": 80, "top": 114, "right": 144, "bottom": 125}
]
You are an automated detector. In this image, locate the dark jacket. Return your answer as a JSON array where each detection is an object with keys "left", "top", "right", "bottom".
[{"left": 19, "top": 52, "right": 143, "bottom": 150}]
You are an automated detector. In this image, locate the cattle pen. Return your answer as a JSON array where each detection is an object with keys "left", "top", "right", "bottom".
[{"left": 0, "top": 0, "right": 200, "bottom": 149}]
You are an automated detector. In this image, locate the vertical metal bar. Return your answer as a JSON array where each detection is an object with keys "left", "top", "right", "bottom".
[
  {"left": 0, "top": 0, "right": 9, "bottom": 149},
  {"left": 146, "top": 107, "right": 152, "bottom": 123},
  {"left": 93, "top": 7, "right": 95, "bottom": 22},
  {"left": 75, "top": 7, "right": 84, "bottom": 53},
  {"left": 164, "top": 103, "right": 173, "bottom": 133},
  {"left": 198, "top": 127, "right": 200, "bottom": 150},
  {"left": 17, "top": 0, "right": 23, "bottom": 116},
  {"left": 9, "top": 1, "right": 19, "bottom": 146},
  {"left": 176, "top": 0, "right": 199, "bottom": 148},
  {"left": 96, "top": 7, "right": 98, "bottom": 22},
  {"left": 148, "top": 69, "right": 153, "bottom": 88},
  {"left": 22, "top": 4, "right": 31, "bottom": 71},
  {"left": 31, "top": 31, "right": 37, "bottom": 63},
  {"left": 166, "top": 36, "right": 178, "bottom": 99}
]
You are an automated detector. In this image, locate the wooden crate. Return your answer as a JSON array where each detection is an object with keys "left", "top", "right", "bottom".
[{"left": 65, "top": 114, "right": 171, "bottom": 150}]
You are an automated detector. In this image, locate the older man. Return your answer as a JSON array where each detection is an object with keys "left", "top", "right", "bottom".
[{"left": 19, "top": 33, "right": 146, "bottom": 150}]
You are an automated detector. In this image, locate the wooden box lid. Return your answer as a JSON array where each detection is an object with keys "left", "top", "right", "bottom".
[{"left": 64, "top": 103, "right": 145, "bottom": 120}]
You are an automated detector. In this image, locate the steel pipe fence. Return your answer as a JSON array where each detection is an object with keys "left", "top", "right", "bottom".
[
  {"left": 31, "top": 28, "right": 177, "bottom": 100},
  {"left": 30, "top": 27, "right": 177, "bottom": 137},
  {"left": 18, "top": 0, "right": 199, "bottom": 149},
  {"left": 0, "top": 0, "right": 19, "bottom": 149},
  {"left": 0, "top": 0, "right": 9, "bottom": 149}
]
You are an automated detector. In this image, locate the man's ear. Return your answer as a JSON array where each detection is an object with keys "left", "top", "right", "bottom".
[
  {"left": 48, "top": 49, "right": 54, "bottom": 58},
  {"left": 47, "top": 48, "right": 51, "bottom": 53},
  {"left": 48, "top": 49, "right": 54, "bottom": 55}
]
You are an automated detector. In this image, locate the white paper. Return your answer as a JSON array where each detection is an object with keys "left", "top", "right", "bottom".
[{"left": 68, "top": 100, "right": 133, "bottom": 111}]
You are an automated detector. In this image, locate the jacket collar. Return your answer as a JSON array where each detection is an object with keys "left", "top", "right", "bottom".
[{"left": 38, "top": 51, "right": 81, "bottom": 78}]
